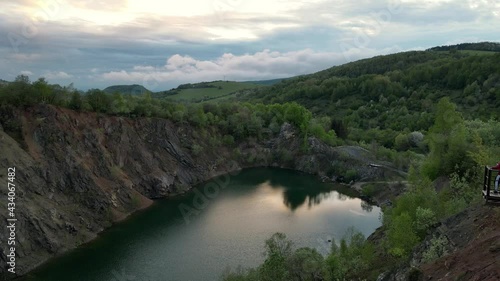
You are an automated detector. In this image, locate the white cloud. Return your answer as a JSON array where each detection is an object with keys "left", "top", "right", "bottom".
[
  {"left": 100, "top": 47, "right": 397, "bottom": 89},
  {"left": 1, "top": 0, "right": 498, "bottom": 90},
  {"left": 19, "top": 70, "right": 33, "bottom": 76},
  {"left": 43, "top": 71, "right": 73, "bottom": 79}
]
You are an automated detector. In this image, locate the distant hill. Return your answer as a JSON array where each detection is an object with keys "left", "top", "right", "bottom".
[
  {"left": 427, "top": 42, "right": 500, "bottom": 52},
  {"left": 241, "top": 42, "right": 500, "bottom": 145},
  {"left": 153, "top": 81, "right": 264, "bottom": 102},
  {"left": 103, "top": 84, "right": 150, "bottom": 95},
  {"left": 0, "top": 79, "right": 9, "bottom": 86}
]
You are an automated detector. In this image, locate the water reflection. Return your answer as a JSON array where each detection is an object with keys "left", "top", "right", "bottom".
[
  {"left": 251, "top": 169, "right": 370, "bottom": 212},
  {"left": 361, "top": 201, "right": 374, "bottom": 213},
  {"left": 21, "top": 168, "right": 381, "bottom": 281},
  {"left": 281, "top": 187, "right": 333, "bottom": 211}
]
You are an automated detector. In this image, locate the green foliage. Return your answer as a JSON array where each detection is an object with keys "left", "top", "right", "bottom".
[
  {"left": 414, "top": 207, "right": 437, "bottom": 238},
  {"left": 264, "top": 232, "right": 293, "bottom": 258},
  {"left": 422, "top": 98, "right": 474, "bottom": 179},
  {"left": 326, "top": 228, "right": 374, "bottom": 280},
  {"left": 259, "top": 253, "right": 289, "bottom": 281},
  {"left": 68, "top": 91, "right": 83, "bottom": 110},
  {"left": 344, "top": 169, "right": 358, "bottom": 182},
  {"left": 287, "top": 248, "right": 326, "bottom": 281},
  {"left": 156, "top": 81, "right": 262, "bottom": 102},
  {"left": 422, "top": 235, "right": 450, "bottom": 263},
  {"left": 394, "top": 133, "right": 411, "bottom": 151},
  {"left": 284, "top": 102, "right": 312, "bottom": 131},
  {"left": 222, "top": 135, "right": 235, "bottom": 146},
  {"left": 191, "top": 144, "right": 203, "bottom": 156},
  {"left": 387, "top": 212, "right": 420, "bottom": 258},
  {"left": 309, "top": 118, "right": 338, "bottom": 145},
  {"left": 222, "top": 230, "right": 374, "bottom": 281},
  {"left": 361, "top": 183, "right": 377, "bottom": 197},
  {"left": 242, "top": 50, "right": 500, "bottom": 149}
]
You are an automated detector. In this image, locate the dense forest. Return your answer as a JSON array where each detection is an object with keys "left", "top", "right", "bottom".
[
  {"left": 428, "top": 41, "right": 500, "bottom": 52},
  {"left": 1, "top": 43, "right": 500, "bottom": 280},
  {"left": 241, "top": 49, "right": 500, "bottom": 149}
]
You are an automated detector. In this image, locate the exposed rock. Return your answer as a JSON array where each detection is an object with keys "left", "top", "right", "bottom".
[{"left": 0, "top": 105, "right": 390, "bottom": 279}]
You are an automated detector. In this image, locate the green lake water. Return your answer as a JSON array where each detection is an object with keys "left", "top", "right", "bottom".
[{"left": 22, "top": 168, "right": 381, "bottom": 281}]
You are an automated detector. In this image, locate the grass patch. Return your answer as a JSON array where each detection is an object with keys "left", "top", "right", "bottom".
[{"left": 166, "top": 81, "right": 263, "bottom": 102}]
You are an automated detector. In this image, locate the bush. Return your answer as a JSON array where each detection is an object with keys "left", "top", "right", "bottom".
[
  {"left": 222, "top": 135, "right": 235, "bottom": 146},
  {"left": 191, "top": 144, "right": 203, "bottom": 156},
  {"left": 344, "top": 169, "right": 358, "bottom": 182},
  {"left": 414, "top": 207, "right": 437, "bottom": 238},
  {"left": 422, "top": 235, "right": 449, "bottom": 263},
  {"left": 387, "top": 212, "right": 420, "bottom": 258}
]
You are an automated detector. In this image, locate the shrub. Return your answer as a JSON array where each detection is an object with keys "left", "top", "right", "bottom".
[
  {"left": 414, "top": 207, "right": 437, "bottom": 238},
  {"left": 191, "top": 144, "right": 203, "bottom": 156},
  {"left": 387, "top": 212, "right": 420, "bottom": 258},
  {"left": 222, "top": 135, "right": 235, "bottom": 146},
  {"left": 422, "top": 235, "right": 449, "bottom": 263},
  {"left": 345, "top": 169, "right": 358, "bottom": 182}
]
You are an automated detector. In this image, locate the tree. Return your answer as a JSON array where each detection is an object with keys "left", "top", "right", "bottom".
[
  {"left": 85, "top": 89, "right": 112, "bottom": 113},
  {"left": 331, "top": 119, "right": 349, "bottom": 139},
  {"left": 422, "top": 98, "right": 470, "bottom": 179},
  {"left": 68, "top": 91, "right": 83, "bottom": 110},
  {"left": 109, "top": 93, "right": 130, "bottom": 115},
  {"left": 387, "top": 212, "right": 419, "bottom": 258},
  {"left": 33, "top": 78, "right": 52, "bottom": 104},
  {"left": 260, "top": 253, "right": 289, "bottom": 281},
  {"left": 394, "top": 133, "right": 410, "bottom": 151},
  {"left": 287, "top": 248, "right": 326, "bottom": 281},
  {"left": 283, "top": 102, "right": 312, "bottom": 133},
  {"left": 264, "top": 232, "right": 293, "bottom": 258}
]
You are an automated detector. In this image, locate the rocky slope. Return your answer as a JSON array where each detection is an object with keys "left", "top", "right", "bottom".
[
  {"left": 377, "top": 203, "right": 500, "bottom": 281},
  {"left": 0, "top": 105, "right": 389, "bottom": 279}
]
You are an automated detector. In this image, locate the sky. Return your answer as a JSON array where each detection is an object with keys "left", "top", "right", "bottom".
[{"left": 0, "top": 0, "right": 499, "bottom": 91}]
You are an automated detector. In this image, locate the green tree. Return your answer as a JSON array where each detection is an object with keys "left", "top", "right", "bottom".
[
  {"left": 109, "top": 93, "right": 131, "bottom": 115},
  {"left": 387, "top": 212, "right": 419, "bottom": 258},
  {"left": 422, "top": 98, "right": 470, "bottom": 179},
  {"left": 85, "top": 89, "right": 112, "bottom": 113},
  {"left": 287, "top": 248, "right": 326, "bottom": 281},
  {"left": 283, "top": 102, "right": 312, "bottom": 132},
  {"left": 33, "top": 78, "right": 52, "bottom": 104},
  {"left": 68, "top": 91, "right": 83, "bottom": 110}
]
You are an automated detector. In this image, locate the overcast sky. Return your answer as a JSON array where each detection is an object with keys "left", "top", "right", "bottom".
[{"left": 0, "top": 0, "right": 499, "bottom": 91}]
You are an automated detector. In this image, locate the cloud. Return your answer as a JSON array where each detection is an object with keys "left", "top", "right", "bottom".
[
  {"left": 71, "top": 0, "right": 128, "bottom": 11},
  {"left": 99, "top": 47, "right": 397, "bottom": 89},
  {"left": 0, "top": 0, "right": 498, "bottom": 90},
  {"left": 20, "top": 70, "right": 33, "bottom": 76},
  {"left": 43, "top": 71, "right": 73, "bottom": 79}
]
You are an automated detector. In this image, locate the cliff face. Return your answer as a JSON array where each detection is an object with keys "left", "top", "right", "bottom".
[{"left": 0, "top": 105, "right": 386, "bottom": 279}]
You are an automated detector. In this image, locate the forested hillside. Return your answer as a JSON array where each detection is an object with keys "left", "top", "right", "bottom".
[
  {"left": 242, "top": 49, "right": 500, "bottom": 148},
  {"left": 428, "top": 41, "right": 500, "bottom": 52},
  {"left": 103, "top": 84, "right": 150, "bottom": 95}
]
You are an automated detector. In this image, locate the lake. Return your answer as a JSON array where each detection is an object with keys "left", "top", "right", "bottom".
[{"left": 21, "top": 168, "right": 381, "bottom": 281}]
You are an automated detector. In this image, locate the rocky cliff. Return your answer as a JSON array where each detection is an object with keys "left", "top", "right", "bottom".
[{"left": 0, "top": 105, "right": 388, "bottom": 279}]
